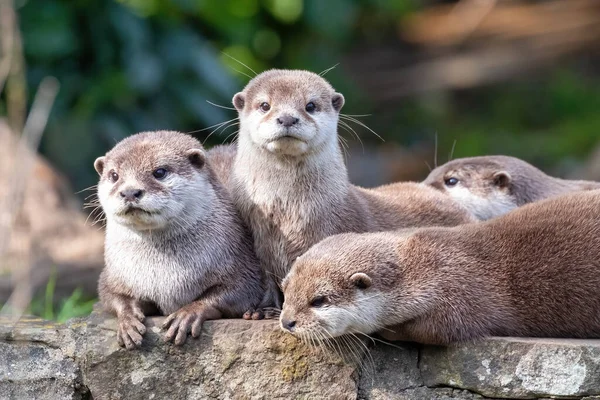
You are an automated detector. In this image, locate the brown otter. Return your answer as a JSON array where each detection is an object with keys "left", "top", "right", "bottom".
[
  {"left": 95, "top": 131, "right": 272, "bottom": 348},
  {"left": 280, "top": 189, "right": 600, "bottom": 344},
  {"left": 229, "top": 69, "right": 475, "bottom": 306},
  {"left": 424, "top": 155, "right": 600, "bottom": 220}
]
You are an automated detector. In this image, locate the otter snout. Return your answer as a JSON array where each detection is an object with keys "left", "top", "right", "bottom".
[
  {"left": 276, "top": 114, "right": 299, "bottom": 128},
  {"left": 281, "top": 318, "right": 297, "bottom": 332},
  {"left": 120, "top": 188, "right": 144, "bottom": 202}
]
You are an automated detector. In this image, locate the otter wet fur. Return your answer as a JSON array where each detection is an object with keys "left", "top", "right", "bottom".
[
  {"left": 280, "top": 189, "right": 600, "bottom": 345},
  {"left": 424, "top": 155, "right": 600, "bottom": 220},
  {"left": 95, "top": 131, "right": 271, "bottom": 349},
  {"left": 229, "top": 69, "right": 475, "bottom": 306}
]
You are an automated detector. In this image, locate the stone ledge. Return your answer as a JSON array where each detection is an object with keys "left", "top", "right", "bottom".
[{"left": 0, "top": 312, "right": 599, "bottom": 399}]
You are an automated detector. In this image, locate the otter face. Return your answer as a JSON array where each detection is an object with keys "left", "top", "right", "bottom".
[
  {"left": 233, "top": 70, "right": 344, "bottom": 157},
  {"left": 279, "top": 233, "right": 401, "bottom": 340},
  {"left": 94, "top": 131, "right": 212, "bottom": 231},
  {"left": 424, "top": 163, "right": 516, "bottom": 220}
]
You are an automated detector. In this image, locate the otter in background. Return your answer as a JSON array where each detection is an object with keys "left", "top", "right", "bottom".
[
  {"left": 95, "top": 131, "right": 272, "bottom": 349},
  {"left": 424, "top": 155, "right": 600, "bottom": 220},
  {"left": 279, "top": 189, "right": 600, "bottom": 345}
]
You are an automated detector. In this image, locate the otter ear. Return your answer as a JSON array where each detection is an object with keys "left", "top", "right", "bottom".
[
  {"left": 493, "top": 171, "right": 511, "bottom": 188},
  {"left": 94, "top": 157, "right": 106, "bottom": 176},
  {"left": 186, "top": 149, "right": 206, "bottom": 169},
  {"left": 350, "top": 272, "right": 372, "bottom": 290},
  {"left": 233, "top": 93, "right": 245, "bottom": 111},
  {"left": 332, "top": 93, "right": 344, "bottom": 112}
]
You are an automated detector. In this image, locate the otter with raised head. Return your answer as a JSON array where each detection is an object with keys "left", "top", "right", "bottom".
[
  {"left": 424, "top": 155, "right": 600, "bottom": 220},
  {"left": 279, "top": 190, "right": 600, "bottom": 344},
  {"left": 229, "top": 70, "right": 475, "bottom": 307},
  {"left": 95, "top": 131, "right": 271, "bottom": 348}
]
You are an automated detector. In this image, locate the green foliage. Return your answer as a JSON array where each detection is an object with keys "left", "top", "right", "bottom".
[
  {"left": 7, "top": 0, "right": 600, "bottom": 193},
  {"left": 27, "top": 271, "right": 96, "bottom": 323},
  {"left": 13, "top": 0, "right": 415, "bottom": 195}
]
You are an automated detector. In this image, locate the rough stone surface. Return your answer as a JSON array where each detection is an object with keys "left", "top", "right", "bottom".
[
  {"left": 421, "top": 337, "right": 600, "bottom": 399},
  {"left": 81, "top": 312, "right": 359, "bottom": 400},
  {"left": 0, "top": 316, "right": 85, "bottom": 400},
  {"left": 1, "top": 312, "right": 600, "bottom": 399}
]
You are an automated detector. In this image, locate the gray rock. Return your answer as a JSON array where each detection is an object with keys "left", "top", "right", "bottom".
[
  {"left": 1, "top": 312, "right": 600, "bottom": 399},
  {"left": 420, "top": 337, "right": 600, "bottom": 399},
  {"left": 0, "top": 316, "right": 85, "bottom": 400},
  {"left": 80, "top": 311, "right": 360, "bottom": 399}
]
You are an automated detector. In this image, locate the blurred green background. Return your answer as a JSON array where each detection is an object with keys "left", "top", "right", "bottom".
[{"left": 8, "top": 0, "right": 600, "bottom": 194}]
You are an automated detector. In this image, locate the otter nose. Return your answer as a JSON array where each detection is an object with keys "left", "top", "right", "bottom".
[
  {"left": 281, "top": 319, "right": 297, "bottom": 332},
  {"left": 120, "top": 188, "right": 144, "bottom": 202},
  {"left": 277, "top": 115, "right": 299, "bottom": 127}
]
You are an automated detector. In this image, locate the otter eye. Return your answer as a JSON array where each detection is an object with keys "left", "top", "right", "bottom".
[
  {"left": 260, "top": 102, "right": 270, "bottom": 112},
  {"left": 310, "top": 296, "right": 327, "bottom": 308},
  {"left": 153, "top": 168, "right": 168, "bottom": 179},
  {"left": 445, "top": 177, "right": 459, "bottom": 187},
  {"left": 109, "top": 171, "right": 119, "bottom": 183},
  {"left": 305, "top": 102, "right": 316, "bottom": 113}
]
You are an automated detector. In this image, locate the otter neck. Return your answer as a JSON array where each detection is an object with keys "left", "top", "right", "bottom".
[{"left": 232, "top": 128, "right": 350, "bottom": 204}]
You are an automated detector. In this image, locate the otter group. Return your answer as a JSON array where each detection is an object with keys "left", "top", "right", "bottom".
[{"left": 94, "top": 69, "right": 600, "bottom": 349}]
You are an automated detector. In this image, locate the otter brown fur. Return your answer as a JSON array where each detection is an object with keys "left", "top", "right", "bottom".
[
  {"left": 229, "top": 70, "right": 475, "bottom": 304},
  {"left": 424, "top": 155, "right": 600, "bottom": 220},
  {"left": 280, "top": 189, "right": 600, "bottom": 344},
  {"left": 95, "top": 131, "right": 271, "bottom": 348}
]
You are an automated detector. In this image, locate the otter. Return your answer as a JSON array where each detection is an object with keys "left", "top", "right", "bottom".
[
  {"left": 279, "top": 189, "right": 600, "bottom": 345},
  {"left": 229, "top": 69, "right": 475, "bottom": 305},
  {"left": 423, "top": 155, "right": 600, "bottom": 220},
  {"left": 95, "top": 131, "right": 271, "bottom": 348}
]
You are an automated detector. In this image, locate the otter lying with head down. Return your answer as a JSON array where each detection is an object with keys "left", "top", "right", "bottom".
[
  {"left": 424, "top": 155, "right": 600, "bottom": 220},
  {"left": 95, "top": 131, "right": 271, "bottom": 348},
  {"left": 280, "top": 190, "right": 600, "bottom": 345},
  {"left": 229, "top": 70, "right": 475, "bottom": 309}
]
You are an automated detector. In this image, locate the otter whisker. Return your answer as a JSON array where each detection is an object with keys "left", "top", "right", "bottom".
[
  {"left": 222, "top": 52, "right": 258, "bottom": 76},
  {"left": 434, "top": 132, "right": 438, "bottom": 168},
  {"left": 186, "top": 117, "right": 239, "bottom": 135},
  {"left": 223, "top": 129, "right": 240, "bottom": 145},
  {"left": 343, "top": 113, "right": 371, "bottom": 117},
  {"left": 424, "top": 160, "right": 432, "bottom": 172},
  {"left": 339, "top": 120, "right": 364, "bottom": 153},
  {"left": 448, "top": 139, "right": 457, "bottom": 162},
  {"left": 203, "top": 121, "right": 239, "bottom": 145},
  {"left": 318, "top": 63, "right": 339, "bottom": 77},
  {"left": 339, "top": 114, "right": 384, "bottom": 142},
  {"left": 84, "top": 192, "right": 99, "bottom": 201},
  {"left": 357, "top": 332, "right": 405, "bottom": 349},
  {"left": 75, "top": 184, "right": 98, "bottom": 195},
  {"left": 339, "top": 334, "right": 365, "bottom": 370},
  {"left": 206, "top": 100, "right": 236, "bottom": 111}
]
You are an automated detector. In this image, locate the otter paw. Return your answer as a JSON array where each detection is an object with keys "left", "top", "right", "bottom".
[
  {"left": 243, "top": 308, "right": 264, "bottom": 320},
  {"left": 242, "top": 307, "right": 280, "bottom": 320},
  {"left": 161, "top": 310, "right": 200, "bottom": 345},
  {"left": 117, "top": 314, "right": 146, "bottom": 350}
]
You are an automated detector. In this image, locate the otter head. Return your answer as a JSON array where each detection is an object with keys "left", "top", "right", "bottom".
[
  {"left": 424, "top": 157, "right": 517, "bottom": 220},
  {"left": 94, "top": 131, "right": 212, "bottom": 231},
  {"left": 280, "top": 233, "right": 410, "bottom": 340},
  {"left": 232, "top": 69, "right": 345, "bottom": 157}
]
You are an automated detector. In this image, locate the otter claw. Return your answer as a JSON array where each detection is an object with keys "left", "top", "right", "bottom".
[{"left": 117, "top": 315, "right": 146, "bottom": 349}]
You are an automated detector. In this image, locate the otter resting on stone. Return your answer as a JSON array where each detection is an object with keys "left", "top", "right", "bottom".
[
  {"left": 95, "top": 131, "right": 272, "bottom": 348},
  {"left": 279, "top": 190, "right": 600, "bottom": 345}
]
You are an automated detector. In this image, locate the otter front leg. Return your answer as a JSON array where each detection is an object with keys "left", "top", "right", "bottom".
[
  {"left": 106, "top": 295, "right": 147, "bottom": 350},
  {"left": 161, "top": 302, "right": 222, "bottom": 345}
]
